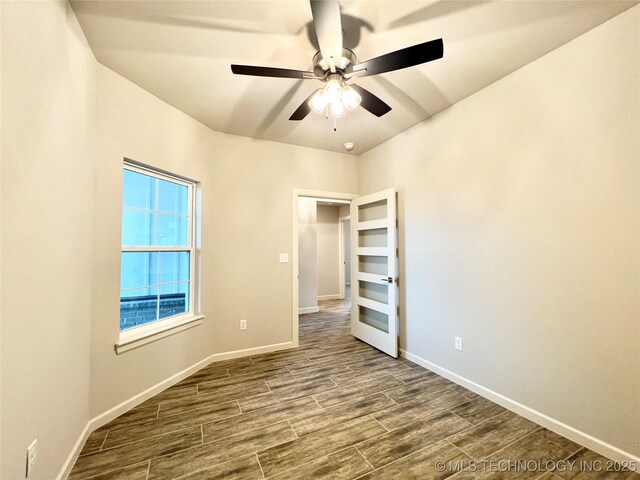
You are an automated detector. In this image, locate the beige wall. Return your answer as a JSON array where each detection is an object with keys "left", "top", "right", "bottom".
[
  {"left": 90, "top": 66, "right": 358, "bottom": 416},
  {"left": 2, "top": 1, "right": 638, "bottom": 477},
  {"left": 298, "top": 203, "right": 342, "bottom": 306},
  {"left": 1, "top": 1, "right": 358, "bottom": 476},
  {"left": 317, "top": 205, "right": 340, "bottom": 297},
  {"left": 298, "top": 198, "right": 318, "bottom": 310},
  {"left": 359, "top": 6, "right": 640, "bottom": 457},
  {"left": 1, "top": 2, "right": 96, "bottom": 478}
]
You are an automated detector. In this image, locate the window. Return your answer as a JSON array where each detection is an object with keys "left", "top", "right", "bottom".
[{"left": 120, "top": 163, "right": 195, "bottom": 332}]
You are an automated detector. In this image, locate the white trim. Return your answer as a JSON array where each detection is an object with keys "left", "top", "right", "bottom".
[
  {"left": 115, "top": 315, "right": 204, "bottom": 354},
  {"left": 357, "top": 272, "right": 389, "bottom": 285},
  {"left": 357, "top": 296, "right": 389, "bottom": 315},
  {"left": 292, "top": 189, "right": 358, "bottom": 348},
  {"left": 356, "top": 219, "right": 387, "bottom": 231},
  {"left": 338, "top": 215, "right": 351, "bottom": 300},
  {"left": 57, "top": 424, "right": 92, "bottom": 480},
  {"left": 120, "top": 160, "right": 198, "bottom": 339},
  {"left": 120, "top": 246, "right": 191, "bottom": 252},
  {"left": 318, "top": 294, "right": 341, "bottom": 301},
  {"left": 121, "top": 280, "right": 189, "bottom": 293},
  {"left": 123, "top": 165, "right": 194, "bottom": 189},
  {"left": 300, "top": 196, "right": 350, "bottom": 205},
  {"left": 399, "top": 348, "right": 640, "bottom": 466},
  {"left": 298, "top": 306, "right": 320, "bottom": 314},
  {"left": 57, "top": 341, "right": 295, "bottom": 480},
  {"left": 356, "top": 247, "right": 388, "bottom": 257},
  {"left": 123, "top": 205, "right": 188, "bottom": 217},
  {"left": 123, "top": 158, "right": 198, "bottom": 185}
]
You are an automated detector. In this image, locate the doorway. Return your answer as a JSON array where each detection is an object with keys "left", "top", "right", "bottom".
[
  {"left": 292, "top": 189, "right": 358, "bottom": 347},
  {"left": 292, "top": 188, "right": 399, "bottom": 357}
]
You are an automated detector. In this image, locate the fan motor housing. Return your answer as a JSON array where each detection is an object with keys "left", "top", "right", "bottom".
[{"left": 312, "top": 48, "right": 358, "bottom": 79}]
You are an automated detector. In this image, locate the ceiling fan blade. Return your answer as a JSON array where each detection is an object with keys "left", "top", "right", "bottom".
[
  {"left": 231, "top": 64, "right": 317, "bottom": 79},
  {"left": 350, "top": 84, "right": 391, "bottom": 117},
  {"left": 310, "top": 0, "right": 343, "bottom": 66},
  {"left": 352, "top": 38, "right": 444, "bottom": 78},
  {"left": 289, "top": 90, "right": 318, "bottom": 121}
]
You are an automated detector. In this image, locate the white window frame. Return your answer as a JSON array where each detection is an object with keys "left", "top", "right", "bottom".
[{"left": 116, "top": 161, "right": 202, "bottom": 354}]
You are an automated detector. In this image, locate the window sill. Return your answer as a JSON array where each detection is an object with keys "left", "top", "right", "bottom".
[{"left": 115, "top": 314, "right": 204, "bottom": 354}]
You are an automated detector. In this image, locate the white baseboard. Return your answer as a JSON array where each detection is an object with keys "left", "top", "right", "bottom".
[
  {"left": 57, "top": 341, "right": 295, "bottom": 480},
  {"left": 298, "top": 306, "right": 319, "bottom": 314},
  {"left": 57, "top": 423, "right": 93, "bottom": 480},
  {"left": 318, "top": 294, "right": 341, "bottom": 301},
  {"left": 400, "top": 348, "right": 640, "bottom": 465}
]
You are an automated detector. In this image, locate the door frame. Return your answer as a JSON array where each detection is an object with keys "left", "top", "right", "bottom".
[
  {"left": 292, "top": 189, "right": 358, "bottom": 347},
  {"left": 338, "top": 215, "right": 351, "bottom": 300}
]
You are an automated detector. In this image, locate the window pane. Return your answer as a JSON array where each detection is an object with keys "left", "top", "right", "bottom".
[
  {"left": 120, "top": 287, "right": 158, "bottom": 330},
  {"left": 158, "top": 178, "right": 188, "bottom": 215},
  {"left": 122, "top": 208, "right": 157, "bottom": 246},
  {"left": 121, "top": 166, "right": 194, "bottom": 332},
  {"left": 159, "top": 252, "right": 190, "bottom": 284},
  {"left": 123, "top": 169, "right": 156, "bottom": 210},
  {"left": 157, "top": 213, "right": 188, "bottom": 246},
  {"left": 159, "top": 282, "right": 189, "bottom": 320},
  {"left": 121, "top": 252, "right": 158, "bottom": 290}
]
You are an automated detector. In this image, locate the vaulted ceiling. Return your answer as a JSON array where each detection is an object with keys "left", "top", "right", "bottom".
[{"left": 71, "top": 0, "right": 636, "bottom": 155}]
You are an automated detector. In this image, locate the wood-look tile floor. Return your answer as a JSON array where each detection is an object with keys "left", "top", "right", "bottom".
[{"left": 70, "top": 299, "right": 639, "bottom": 480}]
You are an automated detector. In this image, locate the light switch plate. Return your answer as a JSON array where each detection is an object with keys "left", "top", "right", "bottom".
[{"left": 279, "top": 253, "right": 289, "bottom": 263}]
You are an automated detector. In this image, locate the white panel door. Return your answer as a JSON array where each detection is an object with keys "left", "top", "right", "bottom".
[{"left": 350, "top": 188, "right": 398, "bottom": 357}]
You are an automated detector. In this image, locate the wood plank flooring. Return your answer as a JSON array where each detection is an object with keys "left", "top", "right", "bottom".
[{"left": 70, "top": 299, "right": 639, "bottom": 479}]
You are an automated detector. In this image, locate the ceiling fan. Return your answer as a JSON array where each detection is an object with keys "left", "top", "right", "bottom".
[{"left": 230, "top": 0, "right": 444, "bottom": 128}]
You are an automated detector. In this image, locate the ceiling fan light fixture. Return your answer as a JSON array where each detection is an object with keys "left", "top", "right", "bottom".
[
  {"left": 341, "top": 85, "right": 362, "bottom": 111},
  {"left": 323, "top": 78, "right": 342, "bottom": 104},
  {"left": 231, "top": 0, "right": 444, "bottom": 127},
  {"left": 330, "top": 100, "right": 345, "bottom": 118},
  {"left": 308, "top": 89, "right": 327, "bottom": 114}
]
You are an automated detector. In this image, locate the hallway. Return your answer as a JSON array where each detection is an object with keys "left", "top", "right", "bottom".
[{"left": 69, "top": 299, "right": 638, "bottom": 479}]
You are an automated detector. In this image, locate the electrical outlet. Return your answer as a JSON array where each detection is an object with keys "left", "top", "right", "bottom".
[
  {"left": 26, "top": 439, "right": 37, "bottom": 478},
  {"left": 279, "top": 253, "right": 289, "bottom": 263},
  {"left": 240, "top": 319, "right": 247, "bottom": 330},
  {"left": 455, "top": 336, "right": 463, "bottom": 352}
]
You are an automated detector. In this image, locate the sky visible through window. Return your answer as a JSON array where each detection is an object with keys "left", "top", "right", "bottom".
[{"left": 120, "top": 169, "right": 190, "bottom": 330}]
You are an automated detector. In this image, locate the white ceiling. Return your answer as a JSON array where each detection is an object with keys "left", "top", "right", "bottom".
[{"left": 71, "top": 0, "right": 637, "bottom": 155}]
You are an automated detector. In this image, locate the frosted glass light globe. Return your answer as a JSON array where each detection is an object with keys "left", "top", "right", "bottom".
[
  {"left": 330, "top": 100, "right": 345, "bottom": 118},
  {"left": 341, "top": 85, "right": 362, "bottom": 111},
  {"left": 308, "top": 89, "right": 327, "bottom": 114},
  {"left": 324, "top": 79, "right": 342, "bottom": 104}
]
